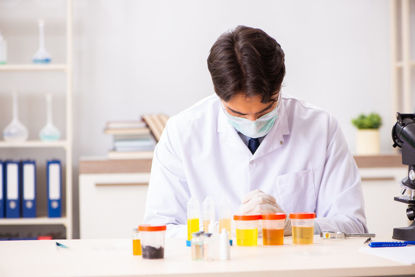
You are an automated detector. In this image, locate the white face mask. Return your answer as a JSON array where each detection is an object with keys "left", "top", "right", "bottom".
[{"left": 223, "top": 98, "right": 280, "bottom": 138}]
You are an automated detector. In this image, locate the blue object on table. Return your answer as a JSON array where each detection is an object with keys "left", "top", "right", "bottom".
[
  {"left": 369, "top": 241, "right": 415, "bottom": 247},
  {"left": 21, "top": 160, "right": 36, "bottom": 218},
  {"left": 56, "top": 242, "right": 69, "bottom": 249}
]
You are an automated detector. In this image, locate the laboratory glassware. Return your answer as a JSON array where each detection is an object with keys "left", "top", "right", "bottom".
[
  {"left": 32, "top": 19, "right": 51, "bottom": 64},
  {"left": 132, "top": 227, "right": 141, "bottom": 256},
  {"left": 187, "top": 197, "right": 200, "bottom": 245},
  {"left": 290, "top": 213, "right": 315, "bottom": 244},
  {"left": 191, "top": 231, "right": 205, "bottom": 261},
  {"left": 39, "top": 94, "right": 60, "bottom": 141},
  {"left": 3, "top": 92, "right": 28, "bottom": 142},
  {"left": 0, "top": 31, "right": 7, "bottom": 64},
  {"left": 138, "top": 225, "right": 166, "bottom": 259},
  {"left": 202, "top": 196, "right": 215, "bottom": 232},
  {"left": 262, "top": 213, "right": 286, "bottom": 245},
  {"left": 233, "top": 214, "right": 261, "bottom": 246}
]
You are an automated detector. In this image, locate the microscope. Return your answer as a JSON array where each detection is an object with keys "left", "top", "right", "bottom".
[{"left": 391, "top": 113, "right": 415, "bottom": 240}]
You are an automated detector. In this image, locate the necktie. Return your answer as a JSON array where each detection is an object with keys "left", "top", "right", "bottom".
[{"left": 248, "top": 138, "right": 260, "bottom": 154}]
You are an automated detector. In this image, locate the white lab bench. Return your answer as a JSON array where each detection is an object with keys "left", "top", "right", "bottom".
[
  {"left": 0, "top": 236, "right": 414, "bottom": 277},
  {"left": 79, "top": 154, "right": 409, "bottom": 239}
]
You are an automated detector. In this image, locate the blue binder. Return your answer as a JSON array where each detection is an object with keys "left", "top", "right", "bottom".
[
  {"left": 0, "top": 161, "right": 4, "bottom": 218},
  {"left": 21, "top": 160, "right": 36, "bottom": 218},
  {"left": 5, "top": 161, "right": 20, "bottom": 218},
  {"left": 47, "top": 160, "right": 62, "bottom": 218}
]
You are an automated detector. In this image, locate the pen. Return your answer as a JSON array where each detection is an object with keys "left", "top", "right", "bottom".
[
  {"left": 368, "top": 241, "right": 415, "bottom": 248},
  {"left": 56, "top": 242, "right": 69, "bottom": 249}
]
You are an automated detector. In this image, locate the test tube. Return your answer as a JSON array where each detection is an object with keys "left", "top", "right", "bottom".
[
  {"left": 202, "top": 197, "right": 215, "bottom": 233},
  {"left": 132, "top": 227, "right": 141, "bottom": 256},
  {"left": 187, "top": 197, "right": 200, "bottom": 244},
  {"left": 219, "top": 204, "right": 232, "bottom": 238}
]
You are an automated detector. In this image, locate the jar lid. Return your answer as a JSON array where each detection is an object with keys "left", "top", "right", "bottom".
[
  {"left": 262, "top": 213, "right": 287, "bottom": 220},
  {"left": 138, "top": 225, "right": 167, "bottom": 231},
  {"left": 233, "top": 214, "right": 262, "bottom": 221},
  {"left": 289, "top": 213, "right": 316, "bottom": 219}
]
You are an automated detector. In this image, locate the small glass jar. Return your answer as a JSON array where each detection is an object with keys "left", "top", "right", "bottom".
[
  {"left": 289, "top": 213, "right": 315, "bottom": 245},
  {"left": 233, "top": 214, "right": 261, "bottom": 246},
  {"left": 138, "top": 225, "right": 167, "bottom": 259},
  {"left": 132, "top": 227, "right": 142, "bottom": 256},
  {"left": 191, "top": 231, "right": 205, "bottom": 261},
  {"left": 262, "top": 213, "right": 286, "bottom": 246}
]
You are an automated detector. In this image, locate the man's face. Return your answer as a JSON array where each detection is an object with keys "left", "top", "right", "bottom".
[{"left": 222, "top": 93, "right": 278, "bottom": 121}]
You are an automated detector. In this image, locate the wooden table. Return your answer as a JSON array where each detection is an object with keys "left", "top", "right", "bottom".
[{"left": 0, "top": 236, "right": 414, "bottom": 277}]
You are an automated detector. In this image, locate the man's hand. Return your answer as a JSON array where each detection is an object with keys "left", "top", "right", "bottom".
[
  {"left": 238, "top": 189, "right": 282, "bottom": 214},
  {"left": 238, "top": 189, "right": 292, "bottom": 235}
]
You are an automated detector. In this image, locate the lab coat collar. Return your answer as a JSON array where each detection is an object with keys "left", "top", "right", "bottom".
[{"left": 217, "top": 96, "right": 290, "bottom": 159}]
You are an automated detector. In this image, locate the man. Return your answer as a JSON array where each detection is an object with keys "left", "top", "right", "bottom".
[{"left": 144, "top": 25, "right": 367, "bottom": 238}]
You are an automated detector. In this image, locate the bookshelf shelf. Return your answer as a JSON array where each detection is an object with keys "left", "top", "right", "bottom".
[
  {"left": 0, "top": 217, "right": 68, "bottom": 226},
  {"left": 0, "top": 64, "right": 67, "bottom": 72},
  {"left": 0, "top": 140, "right": 67, "bottom": 148},
  {"left": 0, "top": 0, "right": 73, "bottom": 239}
]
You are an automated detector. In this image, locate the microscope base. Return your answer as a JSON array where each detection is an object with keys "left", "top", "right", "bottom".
[{"left": 392, "top": 221, "right": 415, "bottom": 240}]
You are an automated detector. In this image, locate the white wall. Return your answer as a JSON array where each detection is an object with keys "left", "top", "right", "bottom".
[{"left": 0, "top": 0, "right": 405, "bottom": 238}]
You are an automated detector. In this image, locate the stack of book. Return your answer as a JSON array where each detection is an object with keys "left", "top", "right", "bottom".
[{"left": 105, "top": 120, "right": 156, "bottom": 159}]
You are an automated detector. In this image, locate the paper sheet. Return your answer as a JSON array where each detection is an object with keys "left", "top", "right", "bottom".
[{"left": 360, "top": 245, "right": 415, "bottom": 265}]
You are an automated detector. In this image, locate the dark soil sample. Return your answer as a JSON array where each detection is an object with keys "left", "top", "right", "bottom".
[{"left": 142, "top": 245, "right": 164, "bottom": 259}]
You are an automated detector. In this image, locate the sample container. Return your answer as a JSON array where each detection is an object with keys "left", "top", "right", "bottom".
[
  {"left": 289, "top": 213, "right": 315, "bottom": 245},
  {"left": 132, "top": 227, "right": 142, "bottom": 256},
  {"left": 233, "top": 214, "right": 261, "bottom": 246},
  {"left": 138, "top": 225, "right": 167, "bottom": 259},
  {"left": 262, "top": 213, "right": 286, "bottom": 246}
]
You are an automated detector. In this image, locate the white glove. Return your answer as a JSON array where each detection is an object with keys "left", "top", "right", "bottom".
[
  {"left": 238, "top": 189, "right": 292, "bottom": 236},
  {"left": 239, "top": 189, "right": 283, "bottom": 214}
]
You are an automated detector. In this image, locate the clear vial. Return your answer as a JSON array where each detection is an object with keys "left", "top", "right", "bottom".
[{"left": 191, "top": 231, "right": 204, "bottom": 261}]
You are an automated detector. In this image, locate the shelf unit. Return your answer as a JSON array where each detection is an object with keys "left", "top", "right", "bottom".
[
  {"left": 0, "top": 140, "right": 68, "bottom": 148},
  {"left": 390, "top": 0, "right": 415, "bottom": 114},
  {"left": 0, "top": 0, "right": 73, "bottom": 239},
  {"left": 0, "top": 64, "right": 67, "bottom": 72}
]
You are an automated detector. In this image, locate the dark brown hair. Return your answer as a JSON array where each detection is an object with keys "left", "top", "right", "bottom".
[{"left": 207, "top": 26, "right": 285, "bottom": 103}]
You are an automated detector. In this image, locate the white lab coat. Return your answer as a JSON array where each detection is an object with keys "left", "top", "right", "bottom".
[{"left": 144, "top": 94, "right": 368, "bottom": 238}]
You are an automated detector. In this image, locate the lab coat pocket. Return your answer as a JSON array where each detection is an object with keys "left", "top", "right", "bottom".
[{"left": 275, "top": 170, "right": 316, "bottom": 213}]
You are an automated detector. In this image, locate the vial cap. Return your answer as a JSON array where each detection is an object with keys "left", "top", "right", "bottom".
[
  {"left": 289, "top": 213, "right": 316, "bottom": 219},
  {"left": 138, "top": 225, "right": 167, "bottom": 232},
  {"left": 233, "top": 214, "right": 262, "bottom": 221},
  {"left": 262, "top": 213, "right": 287, "bottom": 220}
]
